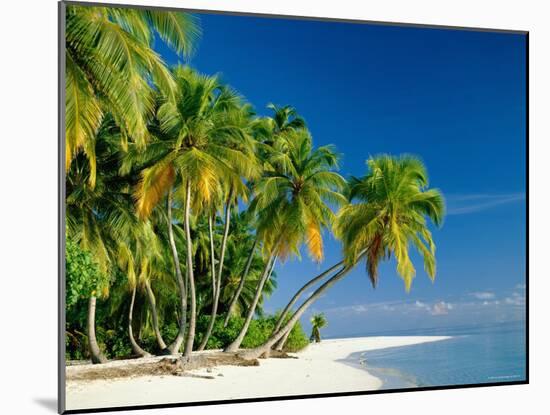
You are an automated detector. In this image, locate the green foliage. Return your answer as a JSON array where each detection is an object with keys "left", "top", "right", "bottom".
[
  {"left": 283, "top": 321, "right": 310, "bottom": 352},
  {"left": 66, "top": 239, "right": 108, "bottom": 307},
  {"left": 65, "top": 326, "right": 88, "bottom": 361},
  {"left": 310, "top": 313, "right": 328, "bottom": 343},
  {"left": 67, "top": 308, "right": 309, "bottom": 361},
  {"left": 65, "top": 5, "right": 200, "bottom": 184},
  {"left": 335, "top": 155, "right": 445, "bottom": 291},
  {"left": 99, "top": 328, "right": 133, "bottom": 359},
  {"left": 194, "top": 314, "right": 309, "bottom": 352},
  {"left": 253, "top": 128, "right": 346, "bottom": 262},
  {"left": 195, "top": 315, "right": 243, "bottom": 350}
]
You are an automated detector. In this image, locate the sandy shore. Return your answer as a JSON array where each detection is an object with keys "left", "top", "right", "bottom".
[{"left": 66, "top": 336, "right": 450, "bottom": 411}]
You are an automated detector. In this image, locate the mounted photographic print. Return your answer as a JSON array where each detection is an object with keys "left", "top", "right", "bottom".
[{"left": 59, "top": 1, "right": 528, "bottom": 413}]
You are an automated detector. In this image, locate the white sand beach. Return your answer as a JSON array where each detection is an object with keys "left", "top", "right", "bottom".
[{"left": 66, "top": 336, "right": 450, "bottom": 411}]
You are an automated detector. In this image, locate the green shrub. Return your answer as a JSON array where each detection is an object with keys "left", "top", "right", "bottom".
[
  {"left": 194, "top": 314, "right": 244, "bottom": 349},
  {"left": 194, "top": 313, "right": 309, "bottom": 352},
  {"left": 283, "top": 321, "right": 310, "bottom": 352},
  {"left": 65, "top": 239, "right": 106, "bottom": 308},
  {"left": 67, "top": 311, "right": 310, "bottom": 361}
]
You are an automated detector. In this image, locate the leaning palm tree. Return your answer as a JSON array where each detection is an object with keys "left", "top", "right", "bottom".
[
  {"left": 133, "top": 67, "right": 258, "bottom": 356},
  {"left": 224, "top": 129, "right": 346, "bottom": 352},
  {"left": 272, "top": 260, "right": 344, "bottom": 351},
  {"left": 65, "top": 5, "right": 200, "bottom": 187},
  {"left": 309, "top": 313, "right": 327, "bottom": 343},
  {"left": 239, "top": 154, "right": 444, "bottom": 359}
]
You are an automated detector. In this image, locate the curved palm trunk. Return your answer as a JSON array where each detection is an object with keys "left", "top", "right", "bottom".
[
  {"left": 273, "top": 251, "right": 366, "bottom": 351},
  {"left": 87, "top": 295, "right": 107, "bottom": 364},
  {"left": 223, "top": 237, "right": 258, "bottom": 327},
  {"left": 166, "top": 188, "right": 187, "bottom": 355},
  {"left": 144, "top": 280, "right": 167, "bottom": 351},
  {"left": 198, "top": 205, "right": 231, "bottom": 350},
  {"left": 271, "top": 260, "right": 345, "bottom": 350},
  {"left": 274, "top": 326, "right": 293, "bottom": 351},
  {"left": 128, "top": 286, "right": 151, "bottom": 357},
  {"left": 224, "top": 254, "right": 276, "bottom": 352},
  {"left": 183, "top": 181, "right": 197, "bottom": 358},
  {"left": 239, "top": 261, "right": 361, "bottom": 360}
]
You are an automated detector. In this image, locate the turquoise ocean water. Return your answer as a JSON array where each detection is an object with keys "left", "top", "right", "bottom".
[{"left": 342, "top": 321, "right": 526, "bottom": 389}]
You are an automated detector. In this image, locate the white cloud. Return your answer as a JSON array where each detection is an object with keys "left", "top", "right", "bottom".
[
  {"left": 470, "top": 291, "right": 496, "bottom": 300},
  {"left": 415, "top": 300, "right": 428, "bottom": 309},
  {"left": 515, "top": 283, "right": 526, "bottom": 290},
  {"left": 446, "top": 193, "right": 525, "bottom": 215},
  {"left": 504, "top": 292, "right": 525, "bottom": 306},
  {"left": 431, "top": 301, "right": 453, "bottom": 316},
  {"left": 352, "top": 304, "right": 368, "bottom": 313},
  {"left": 482, "top": 300, "right": 500, "bottom": 306}
]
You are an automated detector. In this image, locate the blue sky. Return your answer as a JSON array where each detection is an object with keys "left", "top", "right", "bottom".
[{"left": 155, "top": 13, "right": 527, "bottom": 337}]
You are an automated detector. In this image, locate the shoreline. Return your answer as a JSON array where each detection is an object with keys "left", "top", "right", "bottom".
[{"left": 66, "top": 335, "right": 450, "bottom": 411}]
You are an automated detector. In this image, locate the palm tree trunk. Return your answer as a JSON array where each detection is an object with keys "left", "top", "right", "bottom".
[
  {"left": 87, "top": 295, "right": 107, "bottom": 364},
  {"left": 144, "top": 280, "right": 167, "bottom": 351},
  {"left": 166, "top": 188, "right": 187, "bottom": 355},
  {"left": 239, "top": 263, "right": 359, "bottom": 360},
  {"left": 272, "top": 251, "right": 367, "bottom": 351},
  {"left": 209, "top": 213, "right": 217, "bottom": 296},
  {"left": 183, "top": 181, "right": 197, "bottom": 358},
  {"left": 271, "top": 260, "right": 345, "bottom": 350},
  {"left": 128, "top": 286, "right": 151, "bottom": 358},
  {"left": 223, "top": 237, "right": 258, "bottom": 327},
  {"left": 275, "top": 326, "right": 292, "bottom": 351},
  {"left": 198, "top": 204, "right": 230, "bottom": 350},
  {"left": 224, "top": 253, "right": 276, "bottom": 352},
  {"left": 200, "top": 215, "right": 217, "bottom": 350}
]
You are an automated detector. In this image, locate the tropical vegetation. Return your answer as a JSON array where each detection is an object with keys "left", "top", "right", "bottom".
[
  {"left": 309, "top": 314, "right": 327, "bottom": 343},
  {"left": 64, "top": 4, "right": 445, "bottom": 364}
]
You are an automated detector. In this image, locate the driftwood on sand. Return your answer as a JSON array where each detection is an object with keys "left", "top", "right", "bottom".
[{"left": 66, "top": 350, "right": 294, "bottom": 382}]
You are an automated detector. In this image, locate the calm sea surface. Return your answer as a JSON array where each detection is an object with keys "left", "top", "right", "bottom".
[{"left": 343, "top": 321, "right": 526, "bottom": 389}]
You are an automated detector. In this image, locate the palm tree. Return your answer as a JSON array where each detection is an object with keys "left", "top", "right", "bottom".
[
  {"left": 65, "top": 5, "right": 200, "bottom": 187},
  {"left": 222, "top": 105, "right": 305, "bottom": 328},
  {"left": 133, "top": 67, "right": 258, "bottom": 356},
  {"left": 274, "top": 154, "right": 447, "bottom": 350},
  {"left": 198, "top": 104, "right": 259, "bottom": 350},
  {"left": 309, "top": 314, "right": 327, "bottom": 342},
  {"left": 224, "top": 129, "right": 346, "bottom": 352},
  {"left": 239, "top": 154, "right": 444, "bottom": 359},
  {"left": 66, "top": 117, "right": 134, "bottom": 363}
]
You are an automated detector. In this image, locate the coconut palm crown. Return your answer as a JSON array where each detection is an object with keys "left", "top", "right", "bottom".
[
  {"left": 252, "top": 129, "right": 347, "bottom": 262},
  {"left": 335, "top": 155, "right": 445, "bottom": 291},
  {"left": 65, "top": 5, "right": 200, "bottom": 186},
  {"left": 132, "top": 66, "right": 259, "bottom": 219},
  {"left": 310, "top": 313, "right": 328, "bottom": 343}
]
